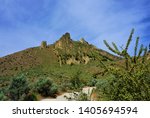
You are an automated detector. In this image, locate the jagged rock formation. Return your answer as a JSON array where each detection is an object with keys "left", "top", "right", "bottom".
[
  {"left": 52, "top": 32, "right": 119, "bottom": 66},
  {"left": 54, "top": 33, "right": 93, "bottom": 65},
  {"left": 54, "top": 32, "right": 73, "bottom": 49}
]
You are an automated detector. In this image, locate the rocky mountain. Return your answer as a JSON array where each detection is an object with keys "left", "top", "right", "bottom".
[{"left": 0, "top": 33, "right": 119, "bottom": 77}]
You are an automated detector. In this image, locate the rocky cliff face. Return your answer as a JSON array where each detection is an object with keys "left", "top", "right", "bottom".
[
  {"left": 54, "top": 33, "right": 93, "bottom": 65},
  {"left": 66, "top": 56, "right": 90, "bottom": 65},
  {"left": 53, "top": 32, "right": 119, "bottom": 66}
]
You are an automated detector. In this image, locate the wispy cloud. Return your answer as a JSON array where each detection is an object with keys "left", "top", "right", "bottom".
[
  {"left": 60, "top": 0, "right": 150, "bottom": 52},
  {"left": 0, "top": 0, "right": 150, "bottom": 57}
]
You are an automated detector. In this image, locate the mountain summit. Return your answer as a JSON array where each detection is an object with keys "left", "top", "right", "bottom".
[{"left": 54, "top": 32, "right": 73, "bottom": 49}]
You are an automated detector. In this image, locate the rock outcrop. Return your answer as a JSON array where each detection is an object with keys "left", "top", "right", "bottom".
[
  {"left": 66, "top": 57, "right": 80, "bottom": 65},
  {"left": 55, "top": 32, "right": 73, "bottom": 49},
  {"left": 66, "top": 56, "right": 90, "bottom": 65},
  {"left": 40, "top": 41, "right": 47, "bottom": 49},
  {"left": 80, "top": 38, "right": 88, "bottom": 44}
]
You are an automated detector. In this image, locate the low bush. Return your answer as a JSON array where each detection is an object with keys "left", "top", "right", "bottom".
[
  {"left": 77, "top": 92, "right": 90, "bottom": 101},
  {"left": 22, "top": 93, "right": 37, "bottom": 101},
  {"left": 35, "top": 78, "right": 58, "bottom": 97},
  {"left": 65, "top": 92, "right": 90, "bottom": 101},
  {"left": 0, "top": 91, "right": 8, "bottom": 101},
  {"left": 9, "top": 74, "right": 30, "bottom": 100},
  {"left": 59, "top": 82, "right": 72, "bottom": 92},
  {"left": 70, "top": 71, "right": 83, "bottom": 89},
  {"left": 87, "top": 78, "right": 97, "bottom": 87}
]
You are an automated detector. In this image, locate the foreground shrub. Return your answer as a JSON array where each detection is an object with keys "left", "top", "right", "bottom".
[
  {"left": 98, "top": 29, "right": 150, "bottom": 100},
  {"left": 9, "top": 74, "right": 30, "bottom": 100},
  {"left": 22, "top": 93, "right": 37, "bottom": 101},
  {"left": 77, "top": 92, "right": 90, "bottom": 101},
  {"left": 70, "top": 71, "right": 83, "bottom": 89},
  {"left": 65, "top": 92, "right": 90, "bottom": 101},
  {"left": 36, "top": 78, "right": 58, "bottom": 97},
  {"left": 87, "top": 78, "right": 97, "bottom": 87},
  {"left": 0, "top": 91, "right": 8, "bottom": 101},
  {"left": 60, "top": 82, "right": 72, "bottom": 92}
]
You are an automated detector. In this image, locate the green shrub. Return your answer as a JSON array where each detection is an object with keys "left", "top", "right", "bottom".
[
  {"left": 9, "top": 74, "right": 30, "bottom": 100},
  {"left": 65, "top": 92, "right": 90, "bottom": 101},
  {"left": 50, "top": 84, "right": 58, "bottom": 96},
  {"left": 87, "top": 78, "right": 97, "bottom": 87},
  {"left": 98, "top": 29, "right": 150, "bottom": 100},
  {"left": 77, "top": 92, "right": 90, "bottom": 101},
  {"left": 60, "top": 82, "right": 72, "bottom": 92},
  {"left": 36, "top": 78, "right": 58, "bottom": 97},
  {"left": 22, "top": 93, "right": 37, "bottom": 101},
  {"left": 70, "top": 71, "right": 83, "bottom": 89},
  {"left": 0, "top": 91, "right": 8, "bottom": 101},
  {"left": 96, "top": 75, "right": 114, "bottom": 100},
  {"left": 97, "top": 73, "right": 150, "bottom": 100}
]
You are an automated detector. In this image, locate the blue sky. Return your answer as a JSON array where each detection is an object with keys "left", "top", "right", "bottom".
[{"left": 0, "top": 0, "right": 150, "bottom": 57}]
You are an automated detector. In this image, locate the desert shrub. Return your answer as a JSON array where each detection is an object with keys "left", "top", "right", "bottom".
[
  {"left": 70, "top": 71, "right": 83, "bottom": 89},
  {"left": 9, "top": 74, "right": 30, "bottom": 100},
  {"left": 0, "top": 92, "right": 4, "bottom": 100},
  {"left": 65, "top": 92, "right": 90, "bottom": 101},
  {"left": 50, "top": 84, "right": 58, "bottom": 95},
  {"left": 98, "top": 29, "right": 150, "bottom": 100},
  {"left": 35, "top": 78, "right": 58, "bottom": 97},
  {"left": 0, "top": 91, "right": 8, "bottom": 101},
  {"left": 22, "top": 93, "right": 37, "bottom": 101},
  {"left": 59, "top": 82, "right": 72, "bottom": 92},
  {"left": 97, "top": 73, "right": 150, "bottom": 100},
  {"left": 96, "top": 75, "right": 114, "bottom": 100},
  {"left": 87, "top": 78, "right": 97, "bottom": 87},
  {"left": 77, "top": 92, "right": 90, "bottom": 101}
]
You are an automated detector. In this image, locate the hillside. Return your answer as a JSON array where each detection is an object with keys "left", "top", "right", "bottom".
[
  {"left": 0, "top": 32, "right": 119, "bottom": 77},
  {"left": 0, "top": 31, "right": 150, "bottom": 101}
]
